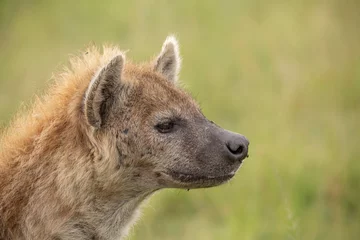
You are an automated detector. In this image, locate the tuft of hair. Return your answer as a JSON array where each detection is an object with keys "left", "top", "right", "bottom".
[
  {"left": 154, "top": 35, "right": 182, "bottom": 83},
  {"left": 0, "top": 45, "right": 126, "bottom": 166}
]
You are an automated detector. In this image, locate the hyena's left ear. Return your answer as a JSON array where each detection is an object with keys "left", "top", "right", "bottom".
[
  {"left": 85, "top": 54, "right": 125, "bottom": 128},
  {"left": 154, "top": 35, "right": 181, "bottom": 83}
]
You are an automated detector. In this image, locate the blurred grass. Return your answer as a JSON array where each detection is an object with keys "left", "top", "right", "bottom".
[{"left": 1, "top": 0, "right": 360, "bottom": 239}]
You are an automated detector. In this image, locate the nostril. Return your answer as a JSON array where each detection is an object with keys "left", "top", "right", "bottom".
[
  {"left": 226, "top": 142, "right": 245, "bottom": 156},
  {"left": 235, "top": 145, "right": 244, "bottom": 155}
]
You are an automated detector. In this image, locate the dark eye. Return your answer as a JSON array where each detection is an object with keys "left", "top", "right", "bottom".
[{"left": 155, "top": 121, "right": 175, "bottom": 133}]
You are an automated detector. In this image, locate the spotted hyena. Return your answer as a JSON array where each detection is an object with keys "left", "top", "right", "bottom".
[{"left": 0, "top": 36, "right": 249, "bottom": 240}]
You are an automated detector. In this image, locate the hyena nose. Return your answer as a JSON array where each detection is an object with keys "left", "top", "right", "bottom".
[{"left": 225, "top": 134, "right": 249, "bottom": 162}]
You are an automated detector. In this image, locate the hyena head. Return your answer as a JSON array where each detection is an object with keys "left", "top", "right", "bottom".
[{"left": 84, "top": 36, "right": 249, "bottom": 191}]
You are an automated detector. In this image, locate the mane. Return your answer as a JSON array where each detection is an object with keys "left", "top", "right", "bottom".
[{"left": 0, "top": 45, "right": 124, "bottom": 166}]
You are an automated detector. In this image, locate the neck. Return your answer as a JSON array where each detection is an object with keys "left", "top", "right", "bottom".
[
  {"left": 62, "top": 129, "right": 157, "bottom": 240},
  {"left": 91, "top": 191, "right": 153, "bottom": 239},
  {"left": 45, "top": 144, "right": 156, "bottom": 240}
]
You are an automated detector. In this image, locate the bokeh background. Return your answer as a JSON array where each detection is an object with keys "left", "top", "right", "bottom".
[{"left": 1, "top": 0, "right": 359, "bottom": 239}]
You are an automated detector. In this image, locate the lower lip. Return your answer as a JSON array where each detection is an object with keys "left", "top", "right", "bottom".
[{"left": 165, "top": 171, "right": 235, "bottom": 183}]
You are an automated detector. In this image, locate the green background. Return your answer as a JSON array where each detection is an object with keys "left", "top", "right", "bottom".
[{"left": 1, "top": 1, "right": 359, "bottom": 239}]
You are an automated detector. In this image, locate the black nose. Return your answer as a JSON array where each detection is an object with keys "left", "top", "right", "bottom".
[{"left": 226, "top": 135, "right": 249, "bottom": 162}]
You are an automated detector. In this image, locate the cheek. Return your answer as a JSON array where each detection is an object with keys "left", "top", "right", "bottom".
[
  {"left": 181, "top": 129, "right": 203, "bottom": 153},
  {"left": 159, "top": 135, "right": 190, "bottom": 163},
  {"left": 131, "top": 122, "right": 188, "bottom": 162},
  {"left": 138, "top": 138, "right": 173, "bottom": 164},
  {"left": 129, "top": 130, "right": 158, "bottom": 158}
]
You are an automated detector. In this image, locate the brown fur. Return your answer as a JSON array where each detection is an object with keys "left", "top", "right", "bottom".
[
  {"left": 0, "top": 37, "right": 249, "bottom": 240},
  {"left": 0, "top": 46, "right": 149, "bottom": 239}
]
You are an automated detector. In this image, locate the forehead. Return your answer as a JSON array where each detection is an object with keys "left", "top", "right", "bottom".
[{"left": 125, "top": 66, "right": 200, "bottom": 118}]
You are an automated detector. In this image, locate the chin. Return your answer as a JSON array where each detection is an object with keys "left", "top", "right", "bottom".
[{"left": 161, "top": 170, "right": 238, "bottom": 189}]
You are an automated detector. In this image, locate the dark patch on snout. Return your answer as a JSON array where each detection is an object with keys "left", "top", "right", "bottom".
[
  {"left": 205, "top": 122, "right": 249, "bottom": 165},
  {"left": 123, "top": 128, "right": 129, "bottom": 134},
  {"left": 172, "top": 119, "right": 249, "bottom": 187}
]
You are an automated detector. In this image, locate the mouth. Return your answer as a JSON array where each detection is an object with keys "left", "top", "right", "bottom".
[{"left": 162, "top": 170, "right": 235, "bottom": 188}]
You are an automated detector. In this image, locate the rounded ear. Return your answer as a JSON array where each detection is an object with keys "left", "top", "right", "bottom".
[
  {"left": 85, "top": 54, "right": 125, "bottom": 128},
  {"left": 154, "top": 35, "right": 181, "bottom": 83}
]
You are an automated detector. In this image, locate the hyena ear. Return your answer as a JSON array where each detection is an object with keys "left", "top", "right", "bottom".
[
  {"left": 154, "top": 35, "right": 181, "bottom": 83},
  {"left": 85, "top": 54, "right": 125, "bottom": 128}
]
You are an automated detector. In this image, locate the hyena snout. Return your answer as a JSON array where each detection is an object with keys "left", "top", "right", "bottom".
[{"left": 221, "top": 130, "right": 249, "bottom": 163}]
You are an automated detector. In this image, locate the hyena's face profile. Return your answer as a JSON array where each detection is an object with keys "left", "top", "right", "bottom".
[
  {"left": 131, "top": 83, "right": 250, "bottom": 189},
  {"left": 85, "top": 36, "right": 249, "bottom": 190}
]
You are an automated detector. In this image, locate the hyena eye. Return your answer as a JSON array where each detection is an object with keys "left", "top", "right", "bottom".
[{"left": 155, "top": 121, "right": 175, "bottom": 133}]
